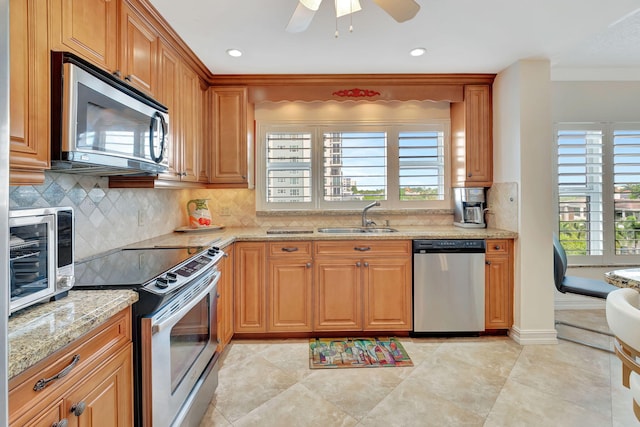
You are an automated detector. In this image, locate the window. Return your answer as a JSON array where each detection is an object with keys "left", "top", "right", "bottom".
[
  {"left": 257, "top": 122, "right": 449, "bottom": 211},
  {"left": 555, "top": 123, "right": 640, "bottom": 264}
]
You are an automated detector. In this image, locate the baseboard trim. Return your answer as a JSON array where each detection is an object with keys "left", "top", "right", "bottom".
[
  {"left": 510, "top": 326, "right": 558, "bottom": 345},
  {"left": 554, "top": 299, "right": 605, "bottom": 310}
]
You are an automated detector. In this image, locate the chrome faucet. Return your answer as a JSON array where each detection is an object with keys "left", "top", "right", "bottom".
[{"left": 362, "top": 201, "right": 380, "bottom": 227}]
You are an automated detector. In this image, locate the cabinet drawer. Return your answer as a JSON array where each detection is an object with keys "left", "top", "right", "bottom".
[
  {"left": 9, "top": 307, "right": 131, "bottom": 421},
  {"left": 314, "top": 240, "right": 411, "bottom": 257},
  {"left": 486, "top": 239, "right": 510, "bottom": 255},
  {"left": 269, "top": 241, "right": 312, "bottom": 257}
]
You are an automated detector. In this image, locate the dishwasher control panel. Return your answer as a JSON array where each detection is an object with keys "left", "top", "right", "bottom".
[{"left": 412, "top": 239, "right": 486, "bottom": 253}]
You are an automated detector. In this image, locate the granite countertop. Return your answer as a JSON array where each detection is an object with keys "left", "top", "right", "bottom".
[
  {"left": 124, "top": 225, "right": 518, "bottom": 250},
  {"left": 8, "top": 290, "right": 138, "bottom": 379},
  {"left": 604, "top": 268, "right": 640, "bottom": 290}
]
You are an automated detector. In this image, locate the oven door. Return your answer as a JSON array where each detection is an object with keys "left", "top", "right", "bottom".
[{"left": 141, "top": 268, "right": 220, "bottom": 427}]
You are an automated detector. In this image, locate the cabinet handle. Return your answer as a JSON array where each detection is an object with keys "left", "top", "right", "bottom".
[
  {"left": 216, "top": 293, "right": 221, "bottom": 298},
  {"left": 34, "top": 355, "right": 81, "bottom": 391},
  {"left": 356, "top": 261, "right": 361, "bottom": 267},
  {"left": 364, "top": 262, "right": 369, "bottom": 267},
  {"left": 112, "top": 69, "right": 122, "bottom": 78},
  {"left": 306, "top": 262, "right": 312, "bottom": 268},
  {"left": 52, "top": 419, "right": 69, "bottom": 427},
  {"left": 467, "top": 173, "right": 472, "bottom": 177},
  {"left": 70, "top": 401, "right": 86, "bottom": 417},
  {"left": 124, "top": 74, "right": 132, "bottom": 82},
  {"left": 494, "top": 245, "right": 501, "bottom": 250},
  {"left": 486, "top": 261, "right": 491, "bottom": 265},
  {"left": 354, "top": 246, "right": 371, "bottom": 252},
  {"left": 242, "top": 175, "right": 247, "bottom": 180},
  {"left": 281, "top": 247, "right": 299, "bottom": 252}
]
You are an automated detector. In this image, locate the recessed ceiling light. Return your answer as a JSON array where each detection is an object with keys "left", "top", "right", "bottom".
[
  {"left": 226, "top": 49, "right": 243, "bottom": 58},
  {"left": 409, "top": 48, "right": 426, "bottom": 57}
]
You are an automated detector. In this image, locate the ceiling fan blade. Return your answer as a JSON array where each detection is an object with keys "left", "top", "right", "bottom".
[
  {"left": 372, "top": 0, "right": 420, "bottom": 23},
  {"left": 286, "top": 0, "right": 322, "bottom": 33}
]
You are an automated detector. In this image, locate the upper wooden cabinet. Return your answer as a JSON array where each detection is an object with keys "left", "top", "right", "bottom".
[
  {"left": 119, "top": 2, "right": 157, "bottom": 95},
  {"left": 451, "top": 84, "right": 493, "bottom": 187},
  {"left": 208, "top": 87, "right": 253, "bottom": 188},
  {"left": 49, "top": 0, "right": 119, "bottom": 72},
  {"left": 9, "top": 0, "right": 51, "bottom": 185}
]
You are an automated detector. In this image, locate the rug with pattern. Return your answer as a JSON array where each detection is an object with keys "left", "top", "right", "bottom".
[{"left": 309, "top": 337, "right": 413, "bottom": 369}]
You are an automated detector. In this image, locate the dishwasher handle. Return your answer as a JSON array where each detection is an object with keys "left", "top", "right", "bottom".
[{"left": 412, "top": 239, "right": 486, "bottom": 254}]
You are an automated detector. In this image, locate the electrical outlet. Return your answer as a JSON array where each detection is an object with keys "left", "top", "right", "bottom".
[
  {"left": 220, "top": 207, "right": 231, "bottom": 216},
  {"left": 137, "top": 209, "right": 145, "bottom": 226}
]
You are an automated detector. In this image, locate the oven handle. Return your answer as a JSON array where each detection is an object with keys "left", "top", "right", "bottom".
[{"left": 151, "top": 269, "right": 220, "bottom": 334}]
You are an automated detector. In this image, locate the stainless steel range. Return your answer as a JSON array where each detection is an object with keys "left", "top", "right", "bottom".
[{"left": 74, "top": 245, "right": 225, "bottom": 427}]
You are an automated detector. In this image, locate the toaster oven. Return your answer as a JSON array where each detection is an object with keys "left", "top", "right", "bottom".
[{"left": 9, "top": 207, "right": 74, "bottom": 314}]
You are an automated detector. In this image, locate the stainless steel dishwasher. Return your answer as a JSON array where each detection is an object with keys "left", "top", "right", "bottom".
[{"left": 412, "top": 239, "right": 486, "bottom": 334}]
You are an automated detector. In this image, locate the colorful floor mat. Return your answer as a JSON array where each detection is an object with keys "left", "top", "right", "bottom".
[{"left": 309, "top": 337, "right": 413, "bottom": 369}]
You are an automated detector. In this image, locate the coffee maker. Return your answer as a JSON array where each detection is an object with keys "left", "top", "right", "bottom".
[{"left": 453, "top": 187, "right": 487, "bottom": 228}]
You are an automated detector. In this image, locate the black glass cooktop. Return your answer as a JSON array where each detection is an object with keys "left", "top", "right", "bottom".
[{"left": 74, "top": 247, "right": 205, "bottom": 288}]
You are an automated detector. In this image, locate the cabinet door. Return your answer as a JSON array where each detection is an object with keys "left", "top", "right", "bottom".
[
  {"left": 363, "top": 258, "right": 412, "bottom": 331},
  {"left": 209, "top": 87, "right": 250, "bottom": 186},
  {"left": 217, "top": 245, "right": 234, "bottom": 351},
  {"left": 11, "top": 399, "right": 65, "bottom": 427},
  {"left": 485, "top": 240, "right": 513, "bottom": 330},
  {"left": 234, "top": 242, "right": 267, "bottom": 333},
  {"left": 451, "top": 84, "right": 492, "bottom": 187},
  {"left": 269, "top": 259, "right": 313, "bottom": 332},
  {"left": 120, "top": 3, "right": 157, "bottom": 95},
  {"left": 64, "top": 344, "right": 134, "bottom": 427},
  {"left": 9, "top": 0, "right": 50, "bottom": 184},
  {"left": 49, "top": 0, "right": 118, "bottom": 72},
  {"left": 179, "top": 64, "right": 204, "bottom": 182},
  {"left": 314, "top": 259, "right": 362, "bottom": 331},
  {"left": 156, "top": 41, "right": 182, "bottom": 181}
]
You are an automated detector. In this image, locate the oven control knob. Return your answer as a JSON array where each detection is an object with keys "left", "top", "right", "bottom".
[
  {"left": 155, "top": 277, "right": 169, "bottom": 289},
  {"left": 208, "top": 248, "right": 219, "bottom": 256},
  {"left": 166, "top": 272, "right": 178, "bottom": 283}
]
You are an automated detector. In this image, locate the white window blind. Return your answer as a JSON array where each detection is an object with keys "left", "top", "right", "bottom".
[
  {"left": 398, "top": 131, "right": 445, "bottom": 201},
  {"left": 322, "top": 131, "right": 386, "bottom": 202},
  {"left": 613, "top": 129, "right": 640, "bottom": 254},
  {"left": 265, "top": 132, "right": 312, "bottom": 203},
  {"left": 556, "top": 129, "right": 603, "bottom": 256}
]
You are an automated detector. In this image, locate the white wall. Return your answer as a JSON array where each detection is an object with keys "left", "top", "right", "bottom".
[{"left": 494, "top": 60, "right": 557, "bottom": 344}]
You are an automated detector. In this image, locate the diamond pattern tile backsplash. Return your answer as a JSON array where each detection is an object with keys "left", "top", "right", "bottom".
[{"left": 9, "top": 172, "right": 188, "bottom": 259}]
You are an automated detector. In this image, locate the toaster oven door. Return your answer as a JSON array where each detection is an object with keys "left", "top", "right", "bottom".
[{"left": 9, "top": 214, "right": 56, "bottom": 313}]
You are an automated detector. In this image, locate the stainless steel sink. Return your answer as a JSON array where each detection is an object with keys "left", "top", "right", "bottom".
[{"left": 317, "top": 227, "right": 398, "bottom": 233}]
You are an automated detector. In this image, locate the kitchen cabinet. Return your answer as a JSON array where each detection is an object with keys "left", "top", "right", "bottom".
[
  {"left": 179, "top": 63, "right": 208, "bottom": 183},
  {"left": 485, "top": 239, "right": 514, "bottom": 330},
  {"left": 233, "top": 242, "right": 267, "bottom": 333},
  {"left": 9, "top": 307, "right": 134, "bottom": 426},
  {"left": 208, "top": 87, "right": 253, "bottom": 188},
  {"left": 119, "top": 2, "right": 157, "bottom": 95},
  {"left": 451, "top": 84, "right": 493, "bottom": 187},
  {"left": 217, "top": 244, "right": 234, "bottom": 352},
  {"left": 49, "top": 0, "right": 119, "bottom": 72},
  {"left": 9, "top": 0, "right": 50, "bottom": 185},
  {"left": 268, "top": 242, "right": 313, "bottom": 332},
  {"left": 314, "top": 240, "right": 412, "bottom": 332}
]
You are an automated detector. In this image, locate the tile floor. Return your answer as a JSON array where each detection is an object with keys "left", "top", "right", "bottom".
[{"left": 199, "top": 310, "right": 640, "bottom": 427}]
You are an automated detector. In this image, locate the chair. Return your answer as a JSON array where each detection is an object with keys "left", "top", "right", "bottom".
[
  {"left": 553, "top": 234, "right": 619, "bottom": 352},
  {"left": 606, "top": 287, "right": 640, "bottom": 421}
]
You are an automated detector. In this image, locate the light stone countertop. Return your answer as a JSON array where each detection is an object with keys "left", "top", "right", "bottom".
[
  {"left": 8, "top": 290, "right": 138, "bottom": 379},
  {"left": 122, "top": 225, "right": 518, "bottom": 252},
  {"left": 605, "top": 268, "right": 640, "bottom": 290}
]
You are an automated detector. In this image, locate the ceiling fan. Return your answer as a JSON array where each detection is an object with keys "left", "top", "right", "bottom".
[{"left": 286, "top": 0, "right": 421, "bottom": 33}]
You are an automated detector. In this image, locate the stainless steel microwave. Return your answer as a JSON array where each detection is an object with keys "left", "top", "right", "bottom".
[
  {"left": 50, "top": 52, "right": 169, "bottom": 176},
  {"left": 9, "top": 207, "right": 74, "bottom": 314}
]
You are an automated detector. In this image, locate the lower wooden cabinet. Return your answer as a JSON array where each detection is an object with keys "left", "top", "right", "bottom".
[
  {"left": 233, "top": 242, "right": 267, "bottom": 333},
  {"left": 485, "top": 239, "right": 514, "bottom": 330},
  {"left": 9, "top": 307, "right": 134, "bottom": 427},
  {"left": 217, "top": 244, "right": 234, "bottom": 351},
  {"left": 363, "top": 258, "right": 413, "bottom": 331},
  {"left": 314, "top": 258, "right": 362, "bottom": 331}
]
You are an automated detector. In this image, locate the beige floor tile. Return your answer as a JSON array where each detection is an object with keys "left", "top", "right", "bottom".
[
  {"left": 485, "top": 377, "right": 612, "bottom": 427},
  {"left": 233, "top": 383, "right": 358, "bottom": 427},
  {"left": 198, "top": 406, "right": 232, "bottom": 427}
]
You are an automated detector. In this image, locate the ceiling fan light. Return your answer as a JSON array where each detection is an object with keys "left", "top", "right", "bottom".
[
  {"left": 300, "top": 0, "right": 323, "bottom": 11},
  {"left": 335, "top": 0, "right": 361, "bottom": 18}
]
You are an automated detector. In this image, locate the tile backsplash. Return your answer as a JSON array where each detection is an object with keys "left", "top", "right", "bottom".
[{"left": 10, "top": 172, "right": 188, "bottom": 259}]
